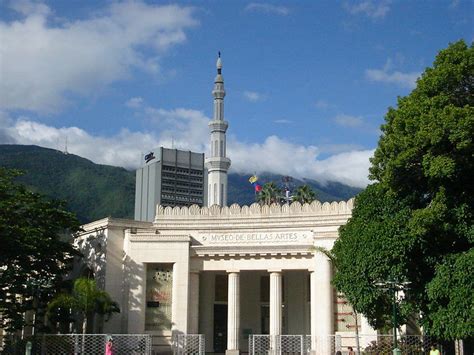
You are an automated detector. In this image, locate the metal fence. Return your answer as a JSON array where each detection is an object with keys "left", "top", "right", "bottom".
[
  {"left": 172, "top": 334, "right": 205, "bottom": 355},
  {"left": 1, "top": 334, "right": 152, "bottom": 355},
  {"left": 249, "top": 334, "right": 442, "bottom": 355}
]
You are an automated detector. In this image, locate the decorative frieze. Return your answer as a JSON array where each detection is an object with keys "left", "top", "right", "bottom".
[{"left": 155, "top": 199, "right": 354, "bottom": 220}]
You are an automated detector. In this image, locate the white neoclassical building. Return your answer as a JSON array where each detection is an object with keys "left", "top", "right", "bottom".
[{"left": 76, "top": 56, "right": 375, "bottom": 354}]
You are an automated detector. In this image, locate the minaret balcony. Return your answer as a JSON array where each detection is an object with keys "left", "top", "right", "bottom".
[
  {"left": 205, "top": 157, "right": 231, "bottom": 171},
  {"left": 208, "top": 120, "right": 229, "bottom": 132}
]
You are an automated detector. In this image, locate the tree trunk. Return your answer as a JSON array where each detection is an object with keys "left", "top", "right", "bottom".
[{"left": 354, "top": 310, "right": 361, "bottom": 354}]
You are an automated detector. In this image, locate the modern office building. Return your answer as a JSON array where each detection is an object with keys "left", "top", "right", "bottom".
[{"left": 134, "top": 147, "right": 206, "bottom": 222}]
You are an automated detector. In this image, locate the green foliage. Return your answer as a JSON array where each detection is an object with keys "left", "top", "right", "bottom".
[
  {"left": 332, "top": 40, "right": 473, "bottom": 339},
  {"left": 0, "top": 168, "right": 81, "bottom": 331},
  {"left": 293, "top": 184, "right": 316, "bottom": 204},
  {"left": 0, "top": 145, "right": 135, "bottom": 223},
  {"left": 426, "top": 250, "right": 474, "bottom": 339},
  {"left": 48, "top": 277, "right": 120, "bottom": 333},
  {"left": 257, "top": 182, "right": 282, "bottom": 205}
]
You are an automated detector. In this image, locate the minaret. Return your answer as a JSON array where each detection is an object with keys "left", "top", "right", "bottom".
[{"left": 206, "top": 52, "right": 231, "bottom": 206}]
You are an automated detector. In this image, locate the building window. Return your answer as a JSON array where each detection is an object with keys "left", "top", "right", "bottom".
[{"left": 145, "top": 264, "right": 173, "bottom": 331}]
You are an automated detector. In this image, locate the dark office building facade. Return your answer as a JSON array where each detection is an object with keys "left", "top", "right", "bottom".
[{"left": 134, "top": 147, "right": 206, "bottom": 222}]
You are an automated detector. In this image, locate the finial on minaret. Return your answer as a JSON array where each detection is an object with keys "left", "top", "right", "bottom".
[{"left": 217, "top": 51, "right": 222, "bottom": 74}]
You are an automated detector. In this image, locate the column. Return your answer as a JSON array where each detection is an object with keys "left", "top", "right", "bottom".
[
  {"left": 188, "top": 271, "right": 200, "bottom": 334},
  {"left": 269, "top": 271, "right": 282, "bottom": 353},
  {"left": 310, "top": 254, "right": 333, "bottom": 354},
  {"left": 226, "top": 271, "right": 240, "bottom": 355}
]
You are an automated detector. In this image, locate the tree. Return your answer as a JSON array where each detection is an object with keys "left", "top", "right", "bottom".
[
  {"left": 48, "top": 277, "right": 120, "bottom": 334},
  {"left": 293, "top": 185, "right": 316, "bottom": 204},
  {"left": 257, "top": 182, "right": 282, "bottom": 205},
  {"left": 0, "top": 168, "right": 81, "bottom": 332},
  {"left": 332, "top": 40, "right": 473, "bottom": 340}
]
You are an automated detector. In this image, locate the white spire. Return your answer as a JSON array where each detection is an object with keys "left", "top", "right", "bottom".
[
  {"left": 216, "top": 51, "right": 222, "bottom": 72},
  {"left": 206, "top": 52, "right": 231, "bottom": 206}
]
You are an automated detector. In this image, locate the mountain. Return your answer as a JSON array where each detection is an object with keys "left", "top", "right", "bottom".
[{"left": 0, "top": 145, "right": 363, "bottom": 223}]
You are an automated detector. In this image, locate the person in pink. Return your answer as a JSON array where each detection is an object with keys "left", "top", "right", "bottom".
[{"left": 105, "top": 338, "right": 113, "bottom": 355}]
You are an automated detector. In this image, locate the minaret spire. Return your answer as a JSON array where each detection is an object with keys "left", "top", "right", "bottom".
[{"left": 206, "top": 53, "right": 231, "bottom": 206}]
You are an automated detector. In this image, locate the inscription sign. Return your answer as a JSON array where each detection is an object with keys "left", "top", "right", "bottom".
[{"left": 197, "top": 231, "right": 312, "bottom": 245}]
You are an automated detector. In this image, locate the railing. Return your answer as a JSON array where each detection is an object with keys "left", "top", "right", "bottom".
[
  {"left": 249, "top": 334, "right": 441, "bottom": 355},
  {"left": 172, "top": 334, "right": 205, "bottom": 355},
  {"left": 1, "top": 334, "right": 152, "bottom": 355}
]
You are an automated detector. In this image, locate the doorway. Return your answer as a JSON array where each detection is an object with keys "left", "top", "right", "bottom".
[{"left": 213, "top": 304, "right": 227, "bottom": 353}]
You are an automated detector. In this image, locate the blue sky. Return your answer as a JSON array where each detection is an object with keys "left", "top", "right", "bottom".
[{"left": 0, "top": 0, "right": 472, "bottom": 186}]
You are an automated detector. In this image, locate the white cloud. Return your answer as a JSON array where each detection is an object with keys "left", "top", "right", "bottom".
[
  {"left": 273, "top": 119, "right": 292, "bottom": 124},
  {"left": 344, "top": 0, "right": 391, "bottom": 19},
  {"left": 1, "top": 108, "right": 373, "bottom": 187},
  {"left": 9, "top": 0, "right": 51, "bottom": 17},
  {"left": 243, "top": 91, "right": 264, "bottom": 102},
  {"left": 365, "top": 68, "right": 420, "bottom": 89},
  {"left": 244, "top": 3, "right": 290, "bottom": 16},
  {"left": 333, "top": 114, "right": 364, "bottom": 127},
  {"left": 0, "top": 1, "right": 198, "bottom": 113},
  {"left": 365, "top": 58, "right": 420, "bottom": 89},
  {"left": 125, "top": 97, "right": 144, "bottom": 109},
  {"left": 314, "top": 100, "right": 329, "bottom": 109},
  {"left": 229, "top": 136, "right": 373, "bottom": 187}
]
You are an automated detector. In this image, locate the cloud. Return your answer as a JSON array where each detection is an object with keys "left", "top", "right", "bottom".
[
  {"left": 244, "top": 3, "right": 290, "bottom": 16},
  {"left": 365, "top": 58, "right": 420, "bottom": 89},
  {"left": 365, "top": 68, "right": 420, "bottom": 89},
  {"left": 243, "top": 91, "right": 265, "bottom": 102},
  {"left": 9, "top": 0, "right": 51, "bottom": 16},
  {"left": 0, "top": 1, "right": 198, "bottom": 114},
  {"left": 273, "top": 119, "right": 292, "bottom": 124},
  {"left": 344, "top": 0, "right": 391, "bottom": 19},
  {"left": 229, "top": 136, "right": 373, "bottom": 187},
  {"left": 125, "top": 97, "right": 144, "bottom": 109},
  {"left": 1, "top": 107, "right": 373, "bottom": 187},
  {"left": 333, "top": 114, "right": 364, "bottom": 128},
  {"left": 314, "top": 100, "right": 330, "bottom": 109}
]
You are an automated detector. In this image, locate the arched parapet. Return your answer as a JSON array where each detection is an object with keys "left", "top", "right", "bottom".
[
  {"left": 347, "top": 198, "right": 355, "bottom": 210},
  {"left": 310, "top": 200, "right": 322, "bottom": 212},
  {"left": 154, "top": 197, "right": 354, "bottom": 220},
  {"left": 249, "top": 203, "right": 261, "bottom": 215},
  {"left": 290, "top": 201, "right": 302, "bottom": 212},
  {"left": 221, "top": 206, "right": 230, "bottom": 216},
  {"left": 209, "top": 204, "right": 221, "bottom": 216},
  {"left": 321, "top": 202, "right": 331, "bottom": 213},
  {"left": 261, "top": 204, "right": 270, "bottom": 215},
  {"left": 189, "top": 204, "right": 201, "bottom": 215},
  {"left": 156, "top": 205, "right": 164, "bottom": 216},
  {"left": 229, "top": 203, "right": 241, "bottom": 215},
  {"left": 270, "top": 203, "right": 281, "bottom": 214}
]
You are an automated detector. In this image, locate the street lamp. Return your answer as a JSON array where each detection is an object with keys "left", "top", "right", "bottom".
[{"left": 375, "top": 279, "right": 411, "bottom": 355}]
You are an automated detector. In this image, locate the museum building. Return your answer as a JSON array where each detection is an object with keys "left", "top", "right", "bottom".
[{"left": 76, "top": 55, "right": 376, "bottom": 354}]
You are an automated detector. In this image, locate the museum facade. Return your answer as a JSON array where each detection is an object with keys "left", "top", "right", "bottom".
[{"left": 76, "top": 55, "right": 375, "bottom": 353}]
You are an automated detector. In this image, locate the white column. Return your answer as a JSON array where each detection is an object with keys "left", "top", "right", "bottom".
[
  {"left": 269, "top": 271, "right": 282, "bottom": 353},
  {"left": 226, "top": 272, "right": 240, "bottom": 355},
  {"left": 310, "top": 254, "right": 333, "bottom": 354},
  {"left": 188, "top": 272, "right": 200, "bottom": 334}
]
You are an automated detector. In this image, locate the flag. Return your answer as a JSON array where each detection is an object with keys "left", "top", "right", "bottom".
[
  {"left": 249, "top": 175, "right": 258, "bottom": 184},
  {"left": 255, "top": 184, "right": 262, "bottom": 192}
]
